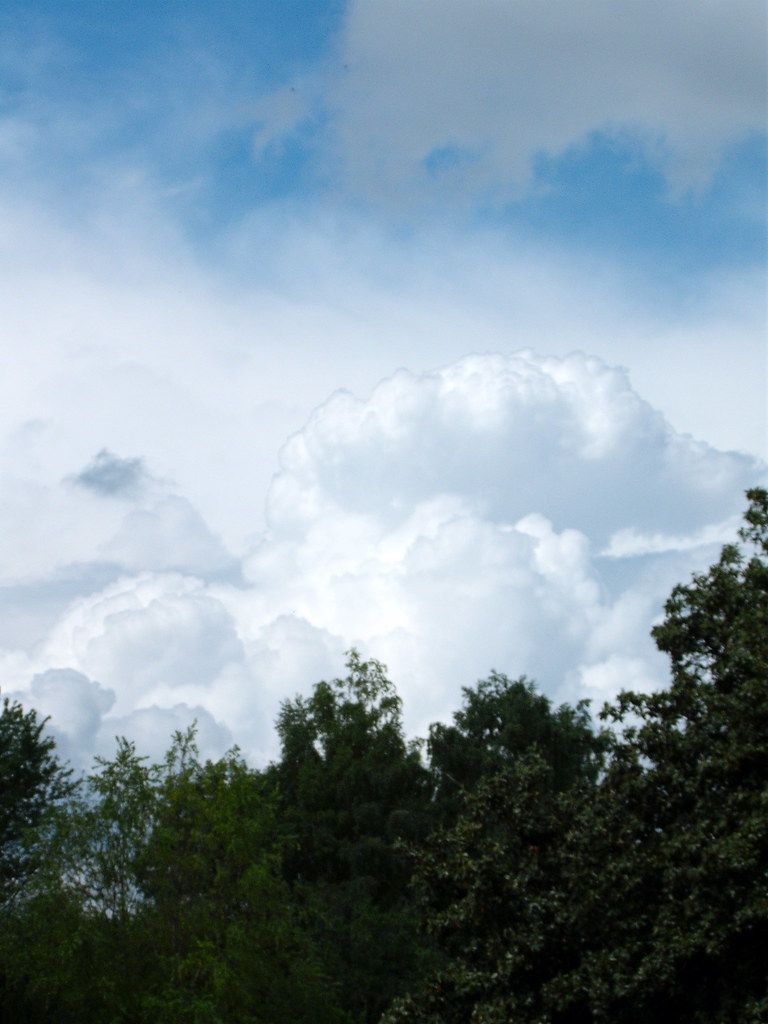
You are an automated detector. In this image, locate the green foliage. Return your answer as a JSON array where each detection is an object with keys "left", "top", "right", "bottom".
[
  {"left": 385, "top": 489, "right": 768, "bottom": 1024},
  {"left": 573, "top": 485, "right": 768, "bottom": 1021},
  {"left": 385, "top": 754, "right": 576, "bottom": 1024},
  {"left": 272, "top": 651, "right": 434, "bottom": 1022},
  {"left": 0, "top": 736, "right": 162, "bottom": 1022},
  {"left": 0, "top": 697, "right": 73, "bottom": 899},
  {"left": 428, "top": 672, "right": 608, "bottom": 822},
  {"left": 139, "top": 732, "right": 338, "bottom": 1024},
  {"left": 0, "top": 699, "right": 73, "bottom": 1021},
  {"left": 275, "top": 651, "right": 432, "bottom": 884},
  {"left": 2, "top": 728, "right": 341, "bottom": 1024}
]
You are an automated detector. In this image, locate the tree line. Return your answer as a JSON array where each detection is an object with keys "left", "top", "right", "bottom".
[{"left": 1, "top": 488, "right": 766, "bottom": 1023}]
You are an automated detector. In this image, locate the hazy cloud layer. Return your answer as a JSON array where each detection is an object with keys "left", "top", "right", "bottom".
[{"left": 327, "top": 0, "right": 766, "bottom": 205}]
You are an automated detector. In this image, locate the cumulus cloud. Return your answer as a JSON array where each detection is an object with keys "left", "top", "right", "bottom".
[
  {"left": 0, "top": 183, "right": 762, "bottom": 581},
  {"left": 24, "top": 668, "right": 115, "bottom": 766},
  {"left": 102, "top": 496, "right": 239, "bottom": 578},
  {"left": 1, "top": 351, "right": 763, "bottom": 771},
  {"left": 15, "top": 667, "right": 232, "bottom": 770},
  {"left": 39, "top": 574, "right": 245, "bottom": 708},
  {"left": 0, "top": 3, "right": 762, "bottom": 777},
  {"left": 329, "top": 0, "right": 766, "bottom": 205},
  {"left": 264, "top": 352, "right": 754, "bottom": 544},
  {"left": 97, "top": 704, "right": 233, "bottom": 769},
  {"left": 243, "top": 351, "right": 762, "bottom": 734}
]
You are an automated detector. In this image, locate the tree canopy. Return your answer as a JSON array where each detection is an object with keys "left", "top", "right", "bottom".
[
  {"left": 0, "top": 697, "right": 73, "bottom": 900},
  {"left": 271, "top": 651, "right": 434, "bottom": 1023},
  {"left": 1, "top": 729, "right": 340, "bottom": 1024},
  {"left": 428, "top": 671, "right": 608, "bottom": 823},
  {"left": 2, "top": 489, "right": 766, "bottom": 1023},
  {"left": 384, "top": 488, "right": 768, "bottom": 1024}
]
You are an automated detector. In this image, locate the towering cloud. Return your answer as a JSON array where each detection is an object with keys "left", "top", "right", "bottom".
[
  {"left": 0, "top": 2, "right": 762, "bottom": 779},
  {"left": 2, "top": 352, "right": 760, "bottom": 769}
]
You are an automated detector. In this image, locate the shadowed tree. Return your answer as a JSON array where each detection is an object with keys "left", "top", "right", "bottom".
[
  {"left": 2, "top": 729, "right": 342, "bottom": 1024},
  {"left": 385, "top": 489, "right": 768, "bottom": 1024},
  {"left": 0, "top": 698, "right": 73, "bottom": 1022},
  {"left": 427, "top": 671, "right": 608, "bottom": 823},
  {"left": 0, "top": 698, "right": 73, "bottom": 901},
  {"left": 271, "top": 651, "right": 434, "bottom": 1023}
]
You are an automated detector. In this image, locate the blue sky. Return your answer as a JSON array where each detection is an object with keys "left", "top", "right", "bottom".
[
  {"left": 0, "top": 0, "right": 765, "bottom": 768},
  {"left": 3, "top": 1, "right": 764, "bottom": 277}
]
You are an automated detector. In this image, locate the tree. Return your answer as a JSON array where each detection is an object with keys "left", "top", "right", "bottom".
[
  {"left": 0, "top": 735, "right": 157, "bottom": 1024},
  {"left": 271, "top": 651, "right": 434, "bottom": 1023},
  {"left": 3, "top": 729, "right": 342, "bottom": 1024},
  {"left": 0, "top": 698, "right": 74, "bottom": 1022},
  {"left": 385, "top": 754, "right": 579, "bottom": 1024},
  {"left": 385, "top": 489, "right": 768, "bottom": 1024},
  {"left": 0, "top": 697, "right": 73, "bottom": 900},
  {"left": 568, "top": 486, "right": 768, "bottom": 1021},
  {"left": 427, "top": 672, "right": 607, "bottom": 822},
  {"left": 384, "top": 675, "right": 607, "bottom": 1024},
  {"left": 138, "top": 731, "right": 340, "bottom": 1024}
]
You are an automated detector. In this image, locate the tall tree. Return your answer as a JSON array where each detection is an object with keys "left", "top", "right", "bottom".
[
  {"left": 385, "top": 489, "right": 768, "bottom": 1024},
  {"left": 0, "top": 698, "right": 73, "bottom": 1022},
  {"left": 138, "top": 730, "right": 339, "bottom": 1024},
  {"left": 0, "top": 697, "right": 73, "bottom": 900},
  {"left": 570, "top": 485, "right": 768, "bottom": 1021},
  {"left": 0, "top": 735, "right": 157, "bottom": 1024},
  {"left": 272, "top": 651, "right": 434, "bottom": 1023}
]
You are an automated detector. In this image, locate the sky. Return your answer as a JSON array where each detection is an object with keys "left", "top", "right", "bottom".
[{"left": 0, "top": 0, "right": 765, "bottom": 771}]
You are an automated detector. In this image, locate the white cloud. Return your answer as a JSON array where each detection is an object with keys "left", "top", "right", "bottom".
[
  {"left": 0, "top": 2, "right": 763, "bottom": 776},
  {"left": 264, "top": 352, "right": 756, "bottom": 545},
  {"left": 0, "top": 187, "right": 762, "bottom": 593},
  {"left": 17, "top": 666, "right": 233, "bottom": 769},
  {"left": 2, "top": 350, "right": 762, "bottom": 770},
  {"left": 102, "top": 497, "right": 237, "bottom": 577},
  {"left": 39, "top": 574, "right": 244, "bottom": 709},
  {"left": 242, "top": 351, "right": 761, "bottom": 735},
  {"left": 96, "top": 704, "right": 233, "bottom": 769},
  {"left": 602, "top": 517, "right": 743, "bottom": 559},
  {"left": 569, "top": 654, "right": 665, "bottom": 708},
  {"left": 28, "top": 668, "right": 114, "bottom": 744}
]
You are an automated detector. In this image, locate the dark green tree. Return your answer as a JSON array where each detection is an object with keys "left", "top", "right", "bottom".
[
  {"left": 385, "top": 754, "right": 578, "bottom": 1024},
  {"left": 563, "top": 485, "right": 768, "bottom": 1021},
  {"left": 0, "top": 735, "right": 158, "bottom": 1024},
  {"left": 271, "top": 651, "right": 434, "bottom": 1023},
  {"left": 384, "top": 677, "right": 605, "bottom": 1024},
  {"left": 3, "top": 729, "right": 342, "bottom": 1024},
  {"left": 427, "top": 672, "right": 607, "bottom": 822},
  {"left": 138, "top": 731, "right": 340, "bottom": 1024},
  {"left": 385, "top": 489, "right": 768, "bottom": 1024},
  {"left": 0, "top": 697, "right": 73, "bottom": 899},
  {"left": 0, "top": 698, "right": 73, "bottom": 1022}
]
